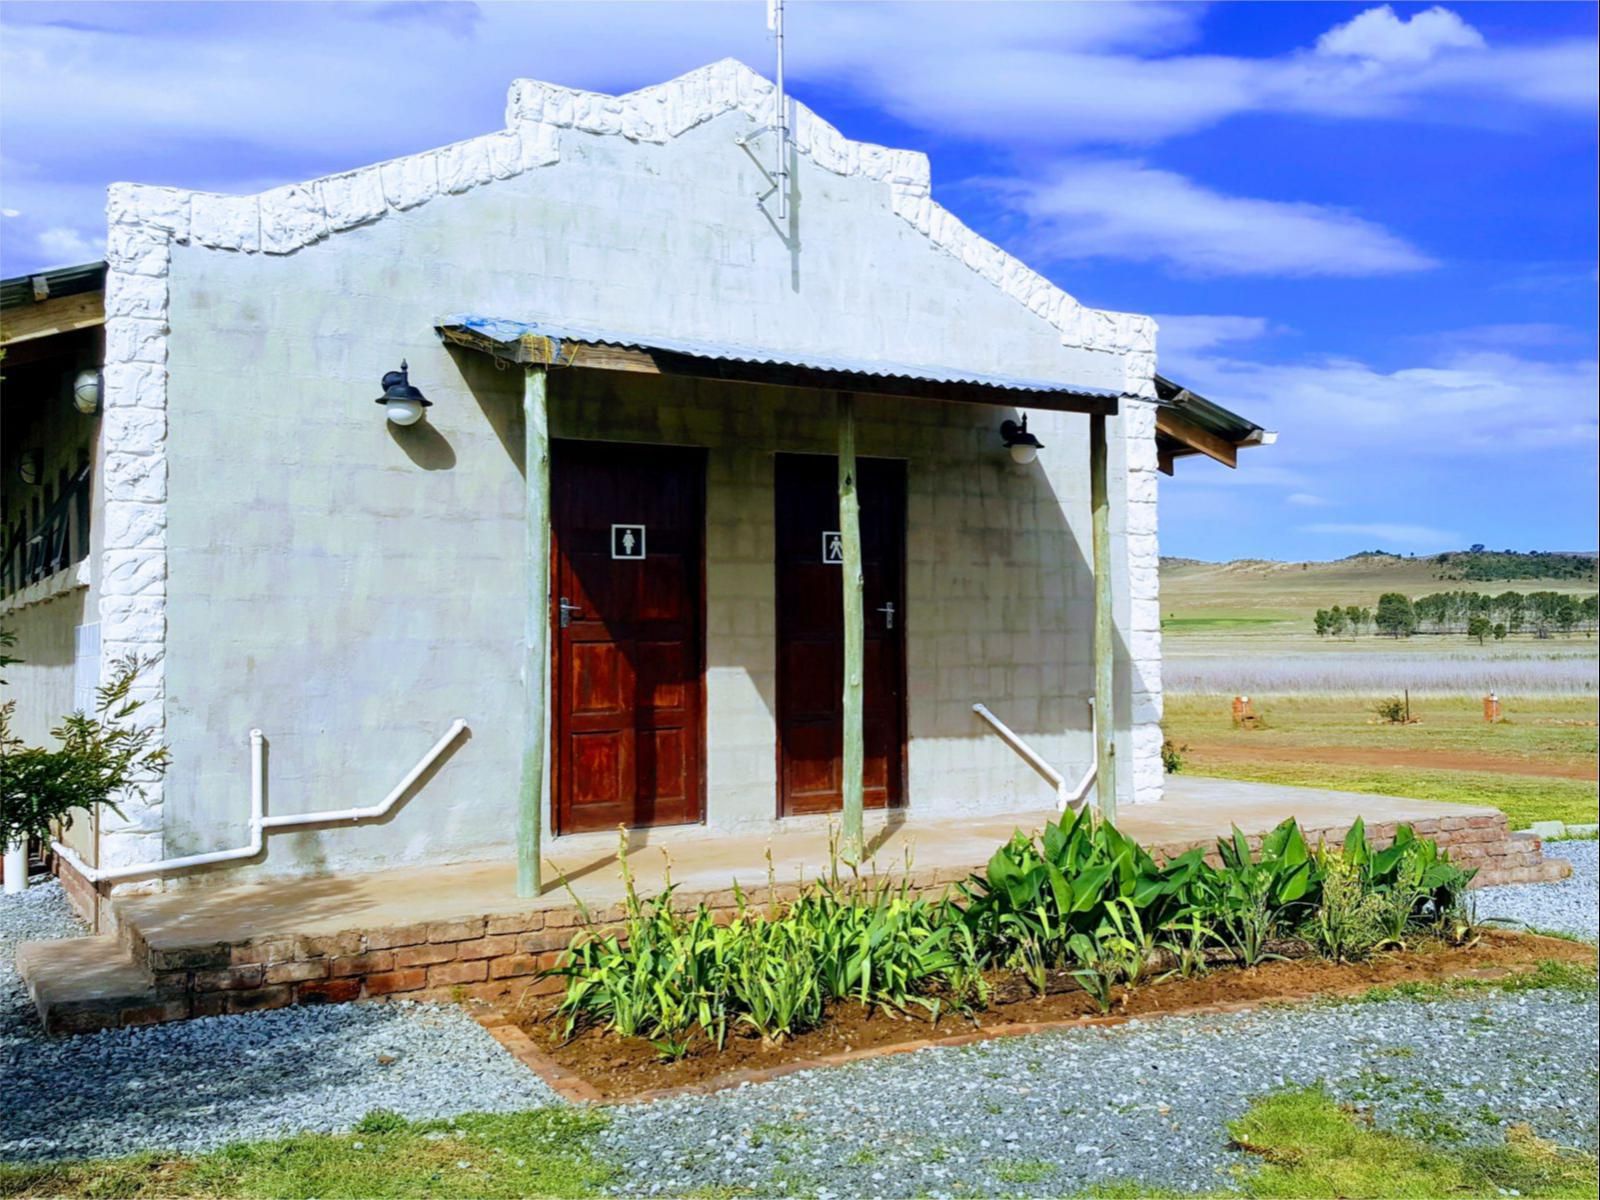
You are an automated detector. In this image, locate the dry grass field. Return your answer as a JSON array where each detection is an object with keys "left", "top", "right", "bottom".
[{"left": 1160, "top": 557, "right": 1600, "bottom": 829}]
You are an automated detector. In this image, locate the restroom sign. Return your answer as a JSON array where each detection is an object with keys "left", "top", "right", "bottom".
[
  {"left": 822, "top": 531, "right": 843, "bottom": 564},
  {"left": 612, "top": 524, "right": 647, "bottom": 560}
]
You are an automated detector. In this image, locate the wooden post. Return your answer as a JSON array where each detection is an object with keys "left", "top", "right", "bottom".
[
  {"left": 837, "top": 392, "right": 866, "bottom": 863},
  {"left": 1090, "top": 412, "right": 1117, "bottom": 823},
  {"left": 518, "top": 366, "right": 550, "bottom": 897}
]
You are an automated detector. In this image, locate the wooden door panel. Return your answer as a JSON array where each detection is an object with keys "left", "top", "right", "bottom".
[
  {"left": 553, "top": 442, "right": 705, "bottom": 834},
  {"left": 775, "top": 454, "right": 906, "bottom": 817}
]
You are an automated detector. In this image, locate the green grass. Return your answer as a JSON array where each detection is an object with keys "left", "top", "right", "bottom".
[
  {"left": 1342, "top": 958, "right": 1597, "bottom": 1005},
  {"left": 0, "top": 1108, "right": 612, "bottom": 1199},
  {"left": 992, "top": 1159, "right": 1056, "bottom": 1184},
  {"left": 1174, "top": 760, "right": 1598, "bottom": 830},
  {"left": 1161, "top": 617, "right": 1293, "bottom": 631},
  {"left": 1226, "top": 1085, "right": 1599, "bottom": 1199}
]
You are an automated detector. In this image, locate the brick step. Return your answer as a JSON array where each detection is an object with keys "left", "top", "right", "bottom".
[{"left": 15, "top": 935, "right": 178, "bottom": 1036}]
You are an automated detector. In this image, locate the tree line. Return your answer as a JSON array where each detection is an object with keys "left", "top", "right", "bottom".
[{"left": 1315, "top": 590, "right": 1600, "bottom": 642}]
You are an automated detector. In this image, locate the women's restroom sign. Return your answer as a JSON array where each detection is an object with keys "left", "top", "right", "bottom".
[{"left": 611, "top": 524, "right": 647, "bottom": 560}]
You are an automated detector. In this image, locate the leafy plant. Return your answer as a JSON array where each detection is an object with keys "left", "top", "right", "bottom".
[
  {"left": 0, "top": 654, "right": 170, "bottom": 853},
  {"left": 1373, "top": 696, "right": 1408, "bottom": 723},
  {"left": 1306, "top": 848, "right": 1388, "bottom": 962}
]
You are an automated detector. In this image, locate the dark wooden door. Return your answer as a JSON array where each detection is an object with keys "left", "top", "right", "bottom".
[
  {"left": 551, "top": 441, "right": 705, "bottom": 834},
  {"left": 775, "top": 454, "right": 907, "bottom": 816}
]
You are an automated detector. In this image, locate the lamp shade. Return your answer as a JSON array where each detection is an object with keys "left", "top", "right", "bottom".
[{"left": 375, "top": 360, "right": 432, "bottom": 426}]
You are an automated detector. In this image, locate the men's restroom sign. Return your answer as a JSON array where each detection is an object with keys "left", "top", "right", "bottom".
[
  {"left": 611, "top": 524, "right": 647, "bottom": 560},
  {"left": 822, "top": 531, "right": 843, "bottom": 564}
]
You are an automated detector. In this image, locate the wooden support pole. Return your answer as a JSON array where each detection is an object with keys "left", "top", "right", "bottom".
[
  {"left": 837, "top": 392, "right": 866, "bottom": 863},
  {"left": 518, "top": 366, "right": 551, "bottom": 897},
  {"left": 1090, "top": 412, "right": 1117, "bottom": 823}
]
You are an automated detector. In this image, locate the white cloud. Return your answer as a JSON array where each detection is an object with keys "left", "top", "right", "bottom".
[
  {"left": 1300, "top": 522, "right": 1462, "bottom": 549},
  {"left": 1286, "top": 493, "right": 1331, "bottom": 507},
  {"left": 34, "top": 225, "right": 100, "bottom": 265},
  {"left": 1154, "top": 314, "right": 1278, "bottom": 357},
  {"left": 1008, "top": 161, "right": 1435, "bottom": 277},
  {"left": 1315, "top": 5, "right": 1485, "bottom": 65}
]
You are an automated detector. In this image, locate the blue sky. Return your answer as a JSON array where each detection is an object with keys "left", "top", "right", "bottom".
[{"left": 2, "top": 1, "right": 1595, "bottom": 561}]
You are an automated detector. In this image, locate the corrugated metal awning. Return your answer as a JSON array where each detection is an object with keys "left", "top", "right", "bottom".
[{"left": 435, "top": 314, "right": 1121, "bottom": 414}]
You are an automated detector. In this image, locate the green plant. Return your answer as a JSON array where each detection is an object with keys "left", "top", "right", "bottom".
[
  {"left": 1160, "top": 736, "right": 1186, "bottom": 774},
  {"left": 1306, "top": 848, "right": 1387, "bottom": 962},
  {"left": 1203, "top": 821, "right": 1318, "bottom": 966},
  {"left": 0, "top": 654, "right": 170, "bottom": 854},
  {"left": 1159, "top": 909, "right": 1218, "bottom": 979},
  {"left": 1373, "top": 695, "right": 1408, "bottom": 723},
  {"left": 1066, "top": 931, "right": 1119, "bottom": 1014}
]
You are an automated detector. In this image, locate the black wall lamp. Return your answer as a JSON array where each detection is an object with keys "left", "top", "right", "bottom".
[
  {"left": 1000, "top": 414, "right": 1044, "bottom": 465},
  {"left": 376, "top": 360, "right": 432, "bottom": 427}
]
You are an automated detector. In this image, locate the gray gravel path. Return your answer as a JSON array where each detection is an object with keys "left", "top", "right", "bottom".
[
  {"left": 599, "top": 989, "right": 1598, "bottom": 1198},
  {"left": 1474, "top": 839, "right": 1598, "bottom": 942},
  {"left": 2, "top": 878, "right": 556, "bottom": 1163}
]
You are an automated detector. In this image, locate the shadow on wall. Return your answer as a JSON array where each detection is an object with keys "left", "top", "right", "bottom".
[{"left": 387, "top": 419, "right": 457, "bottom": 471}]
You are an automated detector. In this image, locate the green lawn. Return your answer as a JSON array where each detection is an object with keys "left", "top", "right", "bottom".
[{"left": 1176, "top": 761, "right": 1598, "bottom": 831}]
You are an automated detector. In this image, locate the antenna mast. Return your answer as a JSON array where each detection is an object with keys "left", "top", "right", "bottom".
[{"left": 769, "top": 0, "right": 789, "bottom": 220}]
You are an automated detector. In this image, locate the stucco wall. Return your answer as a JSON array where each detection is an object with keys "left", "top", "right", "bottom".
[{"left": 102, "top": 61, "right": 1161, "bottom": 880}]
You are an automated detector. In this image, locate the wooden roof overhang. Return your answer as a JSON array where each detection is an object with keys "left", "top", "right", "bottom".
[
  {"left": 435, "top": 317, "right": 1121, "bottom": 417},
  {"left": 0, "top": 261, "right": 107, "bottom": 354},
  {"left": 1153, "top": 373, "right": 1273, "bottom": 475}
]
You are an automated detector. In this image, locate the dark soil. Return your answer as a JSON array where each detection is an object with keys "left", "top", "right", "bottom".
[{"left": 513, "top": 930, "right": 1594, "bottom": 1101}]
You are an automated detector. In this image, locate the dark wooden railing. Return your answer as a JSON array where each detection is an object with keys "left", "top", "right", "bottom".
[{"left": 1, "top": 464, "right": 92, "bottom": 599}]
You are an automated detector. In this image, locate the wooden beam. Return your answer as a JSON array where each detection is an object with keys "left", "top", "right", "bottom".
[
  {"left": 1155, "top": 408, "right": 1236, "bottom": 469},
  {"left": 435, "top": 326, "right": 1119, "bottom": 416},
  {"left": 518, "top": 366, "right": 551, "bottom": 898},
  {"left": 1090, "top": 413, "right": 1117, "bottom": 823},
  {"left": 0, "top": 292, "right": 105, "bottom": 347},
  {"left": 837, "top": 391, "right": 866, "bottom": 864},
  {"left": 1157, "top": 446, "right": 1176, "bottom": 477}
]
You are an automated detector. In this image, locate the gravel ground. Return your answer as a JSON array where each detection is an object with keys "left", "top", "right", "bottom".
[
  {"left": 1473, "top": 840, "right": 1599, "bottom": 942},
  {"left": 4, "top": 848, "right": 1595, "bottom": 1190},
  {"left": 598, "top": 990, "right": 1599, "bottom": 1198},
  {"left": 2, "top": 878, "right": 556, "bottom": 1163}
]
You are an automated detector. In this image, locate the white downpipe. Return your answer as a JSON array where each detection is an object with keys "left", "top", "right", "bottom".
[
  {"left": 4, "top": 840, "right": 28, "bottom": 894},
  {"left": 972, "top": 700, "right": 1097, "bottom": 812},
  {"left": 52, "top": 720, "right": 466, "bottom": 886}
]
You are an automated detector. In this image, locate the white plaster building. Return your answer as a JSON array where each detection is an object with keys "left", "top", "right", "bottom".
[{"left": 1, "top": 61, "right": 1267, "bottom": 907}]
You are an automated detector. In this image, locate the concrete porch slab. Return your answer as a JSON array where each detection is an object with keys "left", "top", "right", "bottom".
[{"left": 26, "top": 779, "right": 1566, "bottom": 1035}]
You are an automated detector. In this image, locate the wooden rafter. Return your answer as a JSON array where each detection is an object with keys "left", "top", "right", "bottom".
[
  {"left": 0, "top": 292, "right": 105, "bottom": 347},
  {"left": 1155, "top": 408, "right": 1237, "bottom": 469}
]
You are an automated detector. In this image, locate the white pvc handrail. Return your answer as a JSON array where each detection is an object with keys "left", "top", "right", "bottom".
[
  {"left": 52, "top": 720, "right": 467, "bottom": 885},
  {"left": 972, "top": 700, "right": 1097, "bottom": 812}
]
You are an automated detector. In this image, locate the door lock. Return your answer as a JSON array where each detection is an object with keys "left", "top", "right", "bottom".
[
  {"left": 558, "top": 597, "right": 583, "bottom": 629},
  {"left": 876, "top": 601, "right": 896, "bottom": 630}
]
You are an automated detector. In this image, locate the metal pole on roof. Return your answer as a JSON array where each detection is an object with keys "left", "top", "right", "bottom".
[
  {"left": 518, "top": 366, "right": 551, "bottom": 897},
  {"left": 770, "top": 0, "right": 788, "bottom": 221}
]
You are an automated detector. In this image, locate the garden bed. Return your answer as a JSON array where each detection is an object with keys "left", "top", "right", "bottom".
[{"left": 513, "top": 929, "right": 1593, "bottom": 1100}]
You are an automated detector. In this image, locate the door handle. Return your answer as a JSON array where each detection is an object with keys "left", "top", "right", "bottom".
[
  {"left": 558, "top": 597, "right": 583, "bottom": 629},
  {"left": 876, "top": 601, "right": 896, "bottom": 630}
]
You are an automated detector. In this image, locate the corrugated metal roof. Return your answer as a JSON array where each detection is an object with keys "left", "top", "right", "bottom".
[
  {"left": 1155, "top": 373, "right": 1264, "bottom": 443},
  {"left": 0, "top": 261, "right": 107, "bottom": 311},
  {"left": 437, "top": 314, "right": 1123, "bottom": 400}
]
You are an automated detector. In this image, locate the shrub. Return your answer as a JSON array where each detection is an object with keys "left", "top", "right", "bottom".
[
  {"left": 1161, "top": 736, "right": 1186, "bottom": 774},
  {"left": 1374, "top": 696, "right": 1408, "bottom": 723},
  {"left": 0, "top": 654, "right": 170, "bottom": 854}
]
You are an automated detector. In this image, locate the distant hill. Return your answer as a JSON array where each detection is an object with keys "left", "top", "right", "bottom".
[{"left": 1160, "top": 552, "right": 1598, "bottom": 627}]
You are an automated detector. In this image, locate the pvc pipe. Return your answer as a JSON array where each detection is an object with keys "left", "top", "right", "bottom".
[
  {"left": 4, "top": 840, "right": 27, "bottom": 894},
  {"left": 53, "top": 721, "right": 465, "bottom": 886},
  {"left": 972, "top": 700, "right": 1097, "bottom": 813}
]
